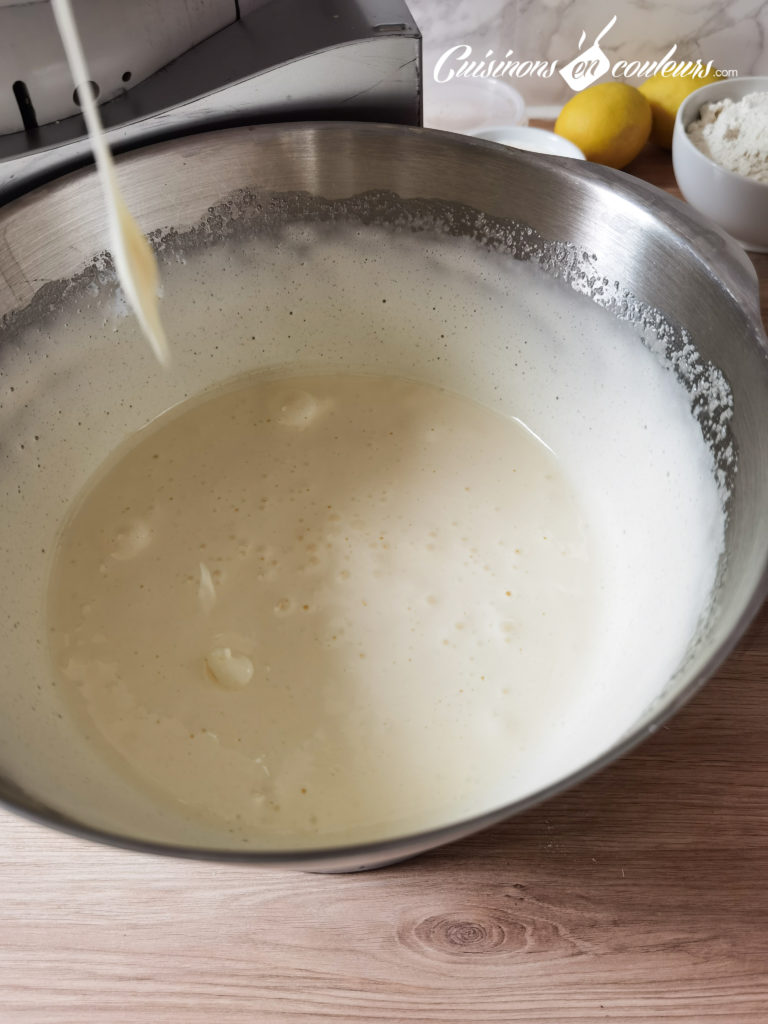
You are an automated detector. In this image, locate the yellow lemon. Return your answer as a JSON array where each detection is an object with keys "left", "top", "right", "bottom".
[
  {"left": 555, "top": 82, "right": 652, "bottom": 170},
  {"left": 639, "top": 65, "right": 722, "bottom": 148}
]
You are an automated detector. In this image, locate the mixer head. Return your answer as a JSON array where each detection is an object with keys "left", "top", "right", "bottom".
[{"left": 0, "top": 0, "right": 421, "bottom": 202}]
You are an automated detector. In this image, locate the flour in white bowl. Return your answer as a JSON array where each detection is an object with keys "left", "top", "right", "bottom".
[{"left": 686, "top": 92, "right": 768, "bottom": 183}]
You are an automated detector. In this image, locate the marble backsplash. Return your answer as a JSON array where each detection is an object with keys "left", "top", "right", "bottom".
[{"left": 407, "top": 0, "right": 766, "bottom": 119}]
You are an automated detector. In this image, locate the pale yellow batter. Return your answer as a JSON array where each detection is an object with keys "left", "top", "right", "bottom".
[{"left": 48, "top": 373, "right": 599, "bottom": 845}]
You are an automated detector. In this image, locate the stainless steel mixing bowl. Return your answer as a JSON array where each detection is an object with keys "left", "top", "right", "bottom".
[{"left": 1, "top": 123, "right": 767, "bottom": 871}]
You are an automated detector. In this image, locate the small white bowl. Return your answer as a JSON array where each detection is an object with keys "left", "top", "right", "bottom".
[
  {"left": 673, "top": 75, "right": 768, "bottom": 252},
  {"left": 469, "top": 124, "right": 585, "bottom": 160},
  {"left": 422, "top": 77, "right": 527, "bottom": 135}
]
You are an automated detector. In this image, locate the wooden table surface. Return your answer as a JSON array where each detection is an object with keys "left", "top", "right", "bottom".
[{"left": 2, "top": 141, "right": 767, "bottom": 1024}]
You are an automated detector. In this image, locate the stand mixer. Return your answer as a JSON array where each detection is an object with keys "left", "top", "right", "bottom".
[{"left": 0, "top": 0, "right": 422, "bottom": 202}]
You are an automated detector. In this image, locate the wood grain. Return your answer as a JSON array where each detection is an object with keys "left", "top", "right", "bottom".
[{"left": 1, "top": 141, "right": 767, "bottom": 1024}]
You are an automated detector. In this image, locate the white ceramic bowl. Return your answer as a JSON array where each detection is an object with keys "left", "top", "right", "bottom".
[
  {"left": 673, "top": 75, "right": 768, "bottom": 252},
  {"left": 422, "top": 76, "right": 527, "bottom": 134},
  {"left": 469, "top": 124, "right": 585, "bottom": 159}
]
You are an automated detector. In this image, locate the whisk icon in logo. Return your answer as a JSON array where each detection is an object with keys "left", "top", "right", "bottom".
[{"left": 559, "top": 15, "right": 617, "bottom": 91}]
